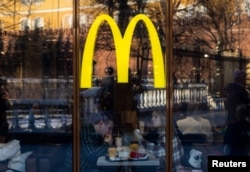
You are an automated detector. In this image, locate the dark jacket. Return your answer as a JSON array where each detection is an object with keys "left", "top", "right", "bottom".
[
  {"left": 0, "top": 88, "right": 11, "bottom": 135},
  {"left": 224, "top": 120, "right": 250, "bottom": 156},
  {"left": 226, "top": 82, "right": 249, "bottom": 125}
]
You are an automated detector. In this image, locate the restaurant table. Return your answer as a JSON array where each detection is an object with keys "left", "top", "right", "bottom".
[{"left": 97, "top": 154, "right": 160, "bottom": 172}]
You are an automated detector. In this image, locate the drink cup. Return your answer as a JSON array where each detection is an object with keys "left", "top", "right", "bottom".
[
  {"left": 108, "top": 146, "right": 117, "bottom": 160},
  {"left": 115, "top": 137, "right": 122, "bottom": 147},
  {"left": 130, "top": 141, "right": 139, "bottom": 152},
  {"left": 139, "top": 121, "right": 145, "bottom": 135}
]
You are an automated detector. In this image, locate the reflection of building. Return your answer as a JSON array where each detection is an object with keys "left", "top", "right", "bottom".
[
  {"left": 173, "top": 1, "right": 250, "bottom": 95},
  {"left": 1, "top": 0, "right": 72, "bottom": 31},
  {"left": 0, "top": 1, "right": 164, "bottom": 82}
]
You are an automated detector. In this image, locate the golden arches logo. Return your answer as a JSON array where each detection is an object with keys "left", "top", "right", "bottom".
[{"left": 80, "top": 14, "right": 166, "bottom": 88}]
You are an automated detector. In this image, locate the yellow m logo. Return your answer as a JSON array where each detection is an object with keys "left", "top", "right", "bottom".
[{"left": 80, "top": 14, "right": 166, "bottom": 88}]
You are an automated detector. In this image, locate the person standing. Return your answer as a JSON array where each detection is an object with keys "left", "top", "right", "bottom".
[
  {"left": 224, "top": 104, "right": 250, "bottom": 156},
  {"left": 226, "top": 70, "right": 250, "bottom": 126},
  {"left": 0, "top": 79, "right": 12, "bottom": 143}
]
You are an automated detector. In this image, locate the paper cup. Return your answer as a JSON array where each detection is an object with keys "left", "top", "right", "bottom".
[
  {"left": 115, "top": 137, "right": 122, "bottom": 147},
  {"left": 108, "top": 146, "right": 117, "bottom": 158},
  {"left": 130, "top": 141, "right": 139, "bottom": 152}
]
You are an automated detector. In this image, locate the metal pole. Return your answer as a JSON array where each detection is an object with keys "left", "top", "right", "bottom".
[
  {"left": 13, "top": 0, "right": 16, "bottom": 31},
  {"left": 165, "top": 0, "right": 172, "bottom": 172},
  {"left": 73, "top": 0, "right": 80, "bottom": 171},
  {"left": 236, "top": 0, "right": 242, "bottom": 69}
]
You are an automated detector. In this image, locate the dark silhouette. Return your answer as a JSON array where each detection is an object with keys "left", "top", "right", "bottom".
[
  {"left": 226, "top": 70, "right": 250, "bottom": 125},
  {"left": 0, "top": 79, "right": 12, "bottom": 143}
]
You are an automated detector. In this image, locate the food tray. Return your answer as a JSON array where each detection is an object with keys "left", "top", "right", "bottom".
[
  {"left": 105, "top": 154, "right": 149, "bottom": 162},
  {"left": 129, "top": 154, "right": 149, "bottom": 160}
]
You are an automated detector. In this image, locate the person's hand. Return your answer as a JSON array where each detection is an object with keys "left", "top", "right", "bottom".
[
  {"left": 104, "top": 133, "right": 113, "bottom": 145},
  {"left": 133, "top": 129, "right": 143, "bottom": 141}
]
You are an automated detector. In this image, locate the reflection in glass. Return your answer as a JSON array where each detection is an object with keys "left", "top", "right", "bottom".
[
  {"left": 172, "top": 0, "right": 246, "bottom": 171},
  {"left": 0, "top": 1, "right": 73, "bottom": 171},
  {"left": 80, "top": 0, "right": 167, "bottom": 171}
]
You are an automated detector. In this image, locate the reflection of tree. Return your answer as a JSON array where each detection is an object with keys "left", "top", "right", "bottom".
[
  {"left": 41, "top": 42, "right": 51, "bottom": 76},
  {"left": 0, "top": 1, "right": 47, "bottom": 78},
  {"left": 79, "top": 0, "right": 165, "bottom": 78},
  {"left": 79, "top": 1, "right": 166, "bottom": 129},
  {"left": 0, "top": 0, "right": 38, "bottom": 30},
  {"left": 173, "top": 0, "right": 243, "bottom": 52},
  {"left": 56, "top": 32, "right": 65, "bottom": 76},
  {"left": 55, "top": 31, "right": 73, "bottom": 77},
  {"left": 173, "top": 0, "right": 245, "bottom": 87}
]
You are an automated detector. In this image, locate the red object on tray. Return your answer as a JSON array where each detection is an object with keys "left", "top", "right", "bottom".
[{"left": 129, "top": 152, "right": 146, "bottom": 158}]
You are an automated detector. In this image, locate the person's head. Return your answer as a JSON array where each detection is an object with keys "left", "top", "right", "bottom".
[
  {"left": 31, "top": 102, "right": 41, "bottom": 113},
  {"left": 233, "top": 69, "right": 246, "bottom": 86},
  {"left": 0, "top": 78, "right": 4, "bottom": 87},
  {"left": 151, "top": 110, "right": 165, "bottom": 128},
  {"left": 91, "top": 111, "right": 114, "bottom": 138},
  {"left": 32, "top": 102, "right": 40, "bottom": 109}
]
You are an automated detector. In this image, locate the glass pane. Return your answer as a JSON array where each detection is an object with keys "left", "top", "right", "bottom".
[
  {"left": 173, "top": 0, "right": 250, "bottom": 171},
  {"left": 79, "top": 0, "right": 167, "bottom": 172},
  {"left": 0, "top": 1, "right": 73, "bottom": 172}
]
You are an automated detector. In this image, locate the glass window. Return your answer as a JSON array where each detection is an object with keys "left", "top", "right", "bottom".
[
  {"left": 33, "top": 17, "right": 44, "bottom": 29},
  {"left": 0, "top": 1, "right": 73, "bottom": 172},
  {"left": 2, "top": 0, "right": 249, "bottom": 171},
  {"left": 173, "top": 0, "right": 250, "bottom": 171},
  {"left": 20, "top": 18, "right": 31, "bottom": 31},
  {"left": 79, "top": 0, "right": 168, "bottom": 172},
  {"left": 63, "top": 14, "right": 73, "bottom": 28}
]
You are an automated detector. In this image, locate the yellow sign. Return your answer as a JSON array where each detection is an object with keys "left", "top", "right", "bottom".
[{"left": 80, "top": 14, "right": 166, "bottom": 88}]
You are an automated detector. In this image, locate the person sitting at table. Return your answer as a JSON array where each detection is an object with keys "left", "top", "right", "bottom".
[
  {"left": 134, "top": 110, "right": 185, "bottom": 172},
  {"left": 63, "top": 111, "right": 114, "bottom": 172}
]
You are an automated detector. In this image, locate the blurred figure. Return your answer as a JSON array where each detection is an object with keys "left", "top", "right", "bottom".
[
  {"left": 177, "top": 103, "right": 212, "bottom": 143},
  {"left": 226, "top": 69, "right": 250, "bottom": 126},
  {"left": 64, "top": 111, "right": 114, "bottom": 172},
  {"left": 224, "top": 104, "right": 250, "bottom": 156},
  {"left": 99, "top": 67, "right": 115, "bottom": 112},
  {"left": 28, "top": 102, "right": 41, "bottom": 129},
  {"left": 0, "top": 79, "right": 12, "bottom": 143},
  {"left": 176, "top": 103, "right": 211, "bottom": 171}
]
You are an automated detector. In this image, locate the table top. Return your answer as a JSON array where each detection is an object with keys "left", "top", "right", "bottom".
[{"left": 97, "top": 155, "right": 160, "bottom": 167}]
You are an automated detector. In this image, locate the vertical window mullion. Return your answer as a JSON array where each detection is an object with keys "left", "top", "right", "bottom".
[
  {"left": 73, "top": 0, "right": 81, "bottom": 171},
  {"left": 166, "top": 1, "right": 173, "bottom": 172}
]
